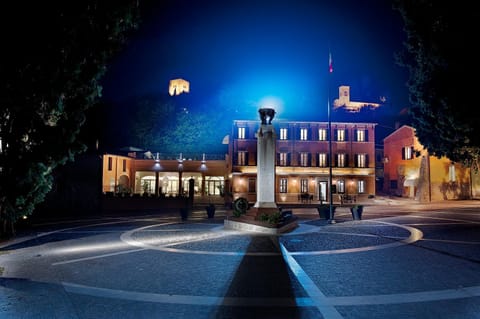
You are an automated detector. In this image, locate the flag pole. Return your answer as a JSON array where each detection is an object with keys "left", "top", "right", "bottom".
[{"left": 328, "top": 49, "right": 335, "bottom": 223}]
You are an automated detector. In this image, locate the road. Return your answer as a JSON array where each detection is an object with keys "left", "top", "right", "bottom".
[{"left": 0, "top": 199, "right": 479, "bottom": 318}]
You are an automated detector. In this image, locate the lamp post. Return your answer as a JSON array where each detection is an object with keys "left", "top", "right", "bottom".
[{"left": 328, "top": 49, "right": 335, "bottom": 224}]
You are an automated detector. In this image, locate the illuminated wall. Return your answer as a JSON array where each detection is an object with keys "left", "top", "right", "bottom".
[{"left": 383, "top": 125, "right": 475, "bottom": 201}]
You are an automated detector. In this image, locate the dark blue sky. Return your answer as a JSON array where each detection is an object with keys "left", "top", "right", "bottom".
[{"left": 102, "top": 0, "right": 409, "bottom": 124}]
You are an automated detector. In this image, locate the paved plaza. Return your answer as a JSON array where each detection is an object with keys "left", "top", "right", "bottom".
[{"left": 0, "top": 199, "right": 479, "bottom": 318}]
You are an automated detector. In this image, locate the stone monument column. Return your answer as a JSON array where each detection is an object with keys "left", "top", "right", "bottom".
[
  {"left": 254, "top": 108, "right": 277, "bottom": 209},
  {"left": 254, "top": 124, "right": 277, "bottom": 208}
]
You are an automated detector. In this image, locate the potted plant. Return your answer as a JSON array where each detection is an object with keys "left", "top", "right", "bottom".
[
  {"left": 350, "top": 204, "right": 363, "bottom": 220},
  {"left": 206, "top": 203, "right": 216, "bottom": 218},
  {"left": 317, "top": 204, "right": 336, "bottom": 220}
]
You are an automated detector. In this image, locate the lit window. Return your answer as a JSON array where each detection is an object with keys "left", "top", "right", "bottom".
[
  {"left": 279, "top": 153, "right": 288, "bottom": 166},
  {"left": 358, "top": 180, "right": 365, "bottom": 193},
  {"left": 300, "top": 179, "right": 309, "bottom": 193},
  {"left": 337, "top": 153, "right": 346, "bottom": 167},
  {"left": 280, "top": 128, "right": 288, "bottom": 140},
  {"left": 300, "top": 152, "right": 309, "bottom": 167},
  {"left": 238, "top": 127, "right": 246, "bottom": 139},
  {"left": 318, "top": 153, "right": 327, "bottom": 167},
  {"left": 337, "top": 180, "right": 345, "bottom": 193},
  {"left": 449, "top": 163, "right": 456, "bottom": 182},
  {"left": 318, "top": 128, "right": 327, "bottom": 141},
  {"left": 280, "top": 178, "right": 288, "bottom": 193},
  {"left": 356, "top": 154, "right": 367, "bottom": 168},
  {"left": 336, "top": 129, "right": 345, "bottom": 141},
  {"left": 300, "top": 128, "right": 308, "bottom": 141},
  {"left": 402, "top": 146, "right": 413, "bottom": 160},
  {"left": 356, "top": 129, "right": 365, "bottom": 142},
  {"left": 238, "top": 151, "right": 247, "bottom": 165}
]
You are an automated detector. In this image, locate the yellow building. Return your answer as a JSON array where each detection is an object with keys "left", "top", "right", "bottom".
[{"left": 383, "top": 125, "right": 479, "bottom": 201}]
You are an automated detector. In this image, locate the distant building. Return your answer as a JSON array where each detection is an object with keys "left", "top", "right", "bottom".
[
  {"left": 383, "top": 125, "right": 480, "bottom": 201},
  {"left": 168, "top": 78, "right": 190, "bottom": 96},
  {"left": 333, "top": 85, "right": 381, "bottom": 112}
]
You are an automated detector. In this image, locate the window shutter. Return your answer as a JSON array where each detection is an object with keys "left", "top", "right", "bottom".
[
  {"left": 334, "top": 129, "right": 338, "bottom": 141},
  {"left": 366, "top": 154, "right": 369, "bottom": 167},
  {"left": 308, "top": 153, "right": 312, "bottom": 166},
  {"left": 276, "top": 153, "right": 280, "bottom": 165},
  {"left": 345, "top": 129, "right": 349, "bottom": 141},
  {"left": 245, "top": 153, "right": 249, "bottom": 165},
  {"left": 287, "top": 153, "right": 291, "bottom": 166},
  {"left": 365, "top": 130, "right": 369, "bottom": 142},
  {"left": 353, "top": 129, "right": 357, "bottom": 141},
  {"left": 401, "top": 147, "right": 405, "bottom": 160}
]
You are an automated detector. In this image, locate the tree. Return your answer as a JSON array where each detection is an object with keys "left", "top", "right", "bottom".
[
  {"left": 393, "top": 0, "right": 480, "bottom": 171},
  {"left": 0, "top": 2, "right": 140, "bottom": 237}
]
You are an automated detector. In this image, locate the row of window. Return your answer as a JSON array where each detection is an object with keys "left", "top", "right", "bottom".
[
  {"left": 238, "top": 127, "right": 369, "bottom": 142},
  {"left": 242, "top": 177, "right": 366, "bottom": 194},
  {"left": 107, "top": 157, "right": 127, "bottom": 172},
  {"left": 235, "top": 152, "right": 370, "bottom": 168}
]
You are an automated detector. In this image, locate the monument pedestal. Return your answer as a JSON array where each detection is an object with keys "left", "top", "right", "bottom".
[{"left": 223, "top": 108, "right": 298, "bottom": 234}]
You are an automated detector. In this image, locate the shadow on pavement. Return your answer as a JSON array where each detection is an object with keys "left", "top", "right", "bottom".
[{"left": 211, "top": 235, "right": 320, "bottom": 319}]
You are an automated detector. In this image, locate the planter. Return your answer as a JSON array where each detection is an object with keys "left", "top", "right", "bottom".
[
  {"left": 317, "top": 205, "right": 336, "bottom": 220},
  {"left": 180, "top": 208, "right": 189, "bottom": 221},
  {"left": 350, "top": 205, "right": 363, "bottom": 220},
  {"left": 206, "top": 205, "right": 216, "bottom": 218}
]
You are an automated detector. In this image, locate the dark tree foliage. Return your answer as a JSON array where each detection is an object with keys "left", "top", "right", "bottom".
[
  {"left": 0, "top": 2, "right": 140, "bottom": 237},
  {"left": 393, "top": 0, "right": 480, "bottom": 170}
]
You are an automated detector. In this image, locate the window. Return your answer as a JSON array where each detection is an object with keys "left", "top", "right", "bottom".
[
  {"left": 356, "top": 154, "right": 367, "bottom": 168},
  {"left": 449, "top": 163, "right": 456, "bottom": 182},
  {"left": 238, "top": 127, "right": 246, "bottom": 139},
  {"left": 238, "top": 151, "right": 247, "bottom": 165},
  {"left": 108, "top": 157, "right": 112, "bottom": 171},
  {"left": 336, "top": 129, "right": 345, "bottom": 141},
  {"left": 300, "top": 128, "right": 308, "bottom": 141},
  {"left": 248, "top": 178, "right": 256, "bottom": 193},
  {"left": 318, "top": 153, "right": 327, "bottom": 167},
  {"left": 280, "top": 128, "right": 288, "bottom": 140},
  {"left": 402, "top": 146, "right": 414, "bottom": 160},
  {"left": 279, "top": 152, "right": 288, "bottom": 166},
  {"left": 300, "top": 179, "right": 309, "bottom": 193},
  {"left": 337, "top": 180, "right": 345, "bottom": 193},
  {"left": 356, "top": 129, "right": 365, "bottom": 142},
  {"left": 318, "top": 128, "right": 327, "bottom": 141},
  {"left": 280, "top": 178, "right": 288, "bottom": 193},
  {"left": 337, "top": 153, "right": 346, "bottom": 167},
  {"left": 300, "top": 152, "right": 309, "bottom": 167},
  {"left": 122, "top": 159, "right": 126, "bottom": 172},
  {"left": 358, "top": 180, "right": 365, "bottom": 193}
]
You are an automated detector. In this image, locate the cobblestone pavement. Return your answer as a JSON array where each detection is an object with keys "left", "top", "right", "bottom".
[{"left": 0, "top": 199, "right": 479, "bottom": 318}]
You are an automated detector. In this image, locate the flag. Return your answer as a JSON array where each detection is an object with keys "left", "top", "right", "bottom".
[{"left": 328, "top": 51, "right": 333, "bottom": 73}]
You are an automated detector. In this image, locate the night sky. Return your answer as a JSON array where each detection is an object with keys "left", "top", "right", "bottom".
[{"left": 101, "top": 0, "right": 409, "bottom": 140}]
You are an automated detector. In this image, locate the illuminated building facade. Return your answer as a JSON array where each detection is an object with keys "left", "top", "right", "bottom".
[
  {"left": 383, "top": 125, "right": 479, "bottom": 201},
  {"left": 102, "top": 153, "right": 227, "bottom": 199},
  {"left": 229, "top": 120, "right": 377, "bottom": 204}
]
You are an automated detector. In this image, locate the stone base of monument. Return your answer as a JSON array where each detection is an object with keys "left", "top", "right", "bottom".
[{"left": 224, "top": 207, "right": 298, "bottom": 234}]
